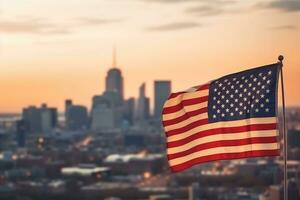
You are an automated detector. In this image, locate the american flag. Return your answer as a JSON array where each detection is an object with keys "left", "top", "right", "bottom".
[{"left": 162, "top": 63, "right": 281, "bottom": 172}]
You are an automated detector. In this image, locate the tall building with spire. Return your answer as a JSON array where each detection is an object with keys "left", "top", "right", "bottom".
[
  {"left": 136, "top": 83, "right": 150, "bottom": 120},
  {"left": 105, "top": 48, "right": 124, "bottom": 102}
]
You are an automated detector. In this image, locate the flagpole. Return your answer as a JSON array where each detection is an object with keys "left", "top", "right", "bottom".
[{"left": 278, "top": 55, "right": 288, "bottom": 200}]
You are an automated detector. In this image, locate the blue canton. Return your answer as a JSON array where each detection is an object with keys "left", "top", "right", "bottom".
[{"left": 208, "top": 64, "right": 280, "bottom": 123}]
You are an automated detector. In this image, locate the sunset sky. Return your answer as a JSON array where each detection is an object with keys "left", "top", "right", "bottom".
[{"left": 0, "top": 0, "right": 299, "bottom": 113}]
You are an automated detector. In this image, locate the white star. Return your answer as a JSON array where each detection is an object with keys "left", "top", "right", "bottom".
[
  {"left": 231, "top": 85, "right": 235, "bottom": 89},
  {"left": 252, "top": 87, "right": 256, "bottom": 91},
  {"left": 247, "top": 109, "right": 250, "bottom": 113},
  {"left": 230, "top": 112, "right": 234, "bottom": 116},
  {"left": 217, "top": 109, "right": 221, "bottom": 113},
  {"left": 250, "top": 74, "right": 254, "bottom": 78},
  {"left": 268, "top": 71, "right": 272, "bottom": 75},
  {"left": 267, "top": 80, "right": 271, "bottom": 84},
  {"left": 260, "top": 94, "right": 265, "bottom": 98},
  {"left": 235, "top": 107, "right": 239, "bottom": 111},
  {"left": 240, "top": 84, "right": 244, "bottom": 88},
  {"left": 245, "top": 79, "right": 248, "bottom": 83},
  {"left": 262, "top": 85, "right": 266, "bottom": 89},
  {"left": 214, "top": 88, "right": 218, "bottom": 92},
  {"left": 248, "top": 92, "right": 252, "bottom": 96},
  {"left": 265, "top": 108, "right": 270, "bottom": 112},
  {"left": 226, "top": 108, "right": 229, "bottom": 112},
  {"left": 244, "top": 88, "right": 248, "bottom": 92},
  {"left": 236, "top": 81, "right": 240, "bottom": 84},
  {"left": 235, "top": 89, "right": 239, "bottom": 94},
  {"left": 219, "top": 83, "right": 223, "bottom": 87},
  {"left": 228, "top": 82, "right": 231, "bottom": 85},
  {"left": 241, "top": 76, "right": 245, "bottom": 80},
  {"left": 266, "top": 89, "right": 270, "bottom": 93},
  {"left": 244, "top": 106, "right": 247, "bottom": 110},
  {"left": 224, "top": 79, "right": 228, "bottom": 82},
  {"left": 266, "top": 99, "right": 270, "bottom": 103},
  {"left": 260, "top": 104, "right": 264, "bottom": 108},
  {"left": 243, "top": 97, "right": 247, "bottom": 101},
  {"left": 251, "top": 104, "right": 254, "bottom": 108},
  {"left": 233, "top": 78, "right": 237, "bottom": 81},
  {"left": 239, "top": 93, "right": 243, "bottom": 97},
  {"left": 255, "top": 108, "right": 259, "bottom": 112},
  {"left": 213, "top": 114, "right": 216, "bottom": 118},
  {"left": 221, "top": 104, "right": 225, "bottom": 108},
  {"left": 258, "top": 82, "right": 261, "bottom": 86},
  {"left": 221, "top": 113, "right": 225, "bottom": 117},
  {"left": 248, "top": 83, "right": 253, "bottom": 87},
  {"left": 230, "top": 94, "right": 234, "bottom": 98},
  {"left": 213, "top": 96, "right": 217, "bottom": 100},
  {"left": 230, "top": 103, "right": 234, "bottom": 107},
  {"left": 256, "top": 90, "right": 260, "bottom": 94},
  {"left": 221, "top": 95, "right": 225, "bottom": 99},
  {"left": 254, "top": 78, "right": 257, "bottom": 82},
  {"left": 226, "top": 90, "right": 229, "bottom": 94},
  {"left": 263, "top": 76, "right": 267, "bottom": 80},
  {"left": 259, "top": 72, "right": 263, "bottom": 76},
  {"left": 226, "top": 99, "right": 229, "bottom": 103},
  {"left": 239, "top": 102, "right": 243, "bottom": 106},
  {"left": 255, "top": 99, "right": 259, "bottom": 103},
  {"left": 217, "top": 100, "right": 221, "bottom": 104},
  {"left": 239, "top": 111, "right": 243, "bottom": 115},
  {"left": 222, "top": 86, "right": 226, "bottom": 90},
  {"left": 235, "top": 99, "right": 238, "bottom": 103},
  {"left": 213, "top": 105, "right": 216, "bottom": 109}
]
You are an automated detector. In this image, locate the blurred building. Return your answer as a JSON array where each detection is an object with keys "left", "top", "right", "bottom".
[
  {"left": 154, "top": 80, "right": 171, "bottom": 118},
  {"left": 123, "top": 97, "right": 135, "bottom": 125},
  {"left": 105, "top": 51, "right": 124, "bottom": 102},
  {"left": 136, "top": 83, "right": 150, "bottom": 121},
  {"left": 22, "top": 104, "right": 57, "bottom": 134},
  {"left": 65, "top": 100, "right": 88, "bottom": 130},
  {"left": 16, "top": 120, "right": 28, "bottom": 148}
]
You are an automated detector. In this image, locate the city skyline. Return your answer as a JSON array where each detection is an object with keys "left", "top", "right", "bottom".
[{"left": 0, "top": 0, "right": 300, "bottom": 113}]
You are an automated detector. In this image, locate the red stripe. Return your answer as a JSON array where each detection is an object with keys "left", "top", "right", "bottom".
[
  {"left": 162, "top": 96, "right": 208, "bottom": 114},
  {"left": 162, "top": 107, "right": 208, "bottom": 126},
  {"left": 170, "top": 150, "right": 280, "bottom": 172},
  {"left": 168, "top": 84, "right": 210, "bottom": 99},
  {"left": 167, "top": 123, "right": 277, "bottom": 147},
  {"left": 166, "top": 118, "right": 209, "bottom": 137},
  {"left": 167, "top": 136, "right": 278, "bottom": 160}
]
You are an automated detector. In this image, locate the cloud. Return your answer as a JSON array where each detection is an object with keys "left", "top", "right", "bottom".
[
  {"left": 78, "top": 17, "right": 123, "bottom": 25},
  {"left": 146, "top": 21, "right": 201, "bottom": 31},
  {"left": 141, "top": 0, "right": 197, "bottom": 3},
  {"left": 0, "top": 18, "right": 70, "bottom": 35},
  {"left": 186, "top": 5, "right": 224, "bottom": 16},
  {"left": 271, "top": 25, "right": 298, "bottom": 30},
  {"left": 258, "top": 0, "right": 300, "bottom": 12}
]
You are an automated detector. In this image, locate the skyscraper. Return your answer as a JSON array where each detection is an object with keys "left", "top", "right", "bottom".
[
  {"left": 65, "top": 100, "right": 88, "bottom": 130},
  {"left": 105, "top": 48, "right": 124, "bottom": 102},
  {"left": 136, "top": 83, "right": 150, "bottom": 120},
  {"left": 154, "top": 80, "right": 171, "bottom": 118}
]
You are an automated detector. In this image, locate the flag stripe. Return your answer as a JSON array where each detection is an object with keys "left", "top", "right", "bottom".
[
  {"left": 170, "top": 150, "right": 279, "bottom": 172},
  {"left": 167, "top": 130, "right": 278, "bottom": 154},
  {"left": 168, "top": 136, "right": 278, "bottom": 160},
  {"left": 162, "top": 96, "right": 208, "bottom": 114},
  {"left": 166, "top": 117, "right": 276, "bottom": 140},
  {"left": 166, "top": 118, "right": 209, "bottom": 136},
  {"left": 169, "top": 143, "right": 279, "bottom": 166},
  {"left": 164, "top": 90, "right": 209, "bottom": 108},
  {"left": 167, "top": 123, "right": 277, "bottom": 147},
  {"left": 162, "top": 104, "right": 207, "bottom": 122},
  {"left": 168, "top": 84, "right": 210, "bottom": 99},
  {"left": 164, "top": 113, "right": 208, "bottom": 131}
]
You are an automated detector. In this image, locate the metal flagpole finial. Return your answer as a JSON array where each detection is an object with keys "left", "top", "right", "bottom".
[{"left": 278, "top": 55, "right": 284, "bottom": 63}]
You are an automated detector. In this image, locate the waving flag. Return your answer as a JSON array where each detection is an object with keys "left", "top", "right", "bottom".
[{"left": 162, "top": 63, "right": 281, "bottom": 172}]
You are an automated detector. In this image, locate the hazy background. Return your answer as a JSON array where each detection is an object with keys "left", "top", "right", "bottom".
[{"left": 0, "top": 0, "right": 299, "bottom": 112}]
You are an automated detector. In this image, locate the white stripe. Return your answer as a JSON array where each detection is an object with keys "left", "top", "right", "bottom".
[
  {"left": 162, "top": 102, "right": 207, "bottom": 121},
  {"left": 164, "top": 90, "right": 209, "bottom": 108},
  {"left": 167, "top": 130, "right": 278, "bottom": 154},
  {"left": 169, "top": 143, "right": 279, "bottom": 166},
  {"left": 164, "top": 113, "right": 208, "bottom": 131},
  {"left": 166, "top": 117, "right": 277, "bottom": 142}
]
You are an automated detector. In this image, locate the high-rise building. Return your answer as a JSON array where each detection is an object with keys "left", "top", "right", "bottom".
[
  {"left": 22, "top": 104, "right": 57, "bottom": 134},
  {"left": 123, "top": 97, "right": 135, "bottom": 125},
  {"left": 65, "top": 100, "right": 88, "bottom": 130},
  {"left": 105, "top": 49, "right": 124, "bottom": 102},
  {"left": 136, "top": 83, "right": 150, "bottom": 120},
  {"left": 16, "top": 120, "right": 28, "bottom": 148},
  {"left": 154, "top": 80, "right": 171, "bottom": 118}
]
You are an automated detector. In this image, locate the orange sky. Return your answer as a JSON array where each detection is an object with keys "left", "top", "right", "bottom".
[{"left": 0, "top": 0, "right": 299, "bottom": 113}]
